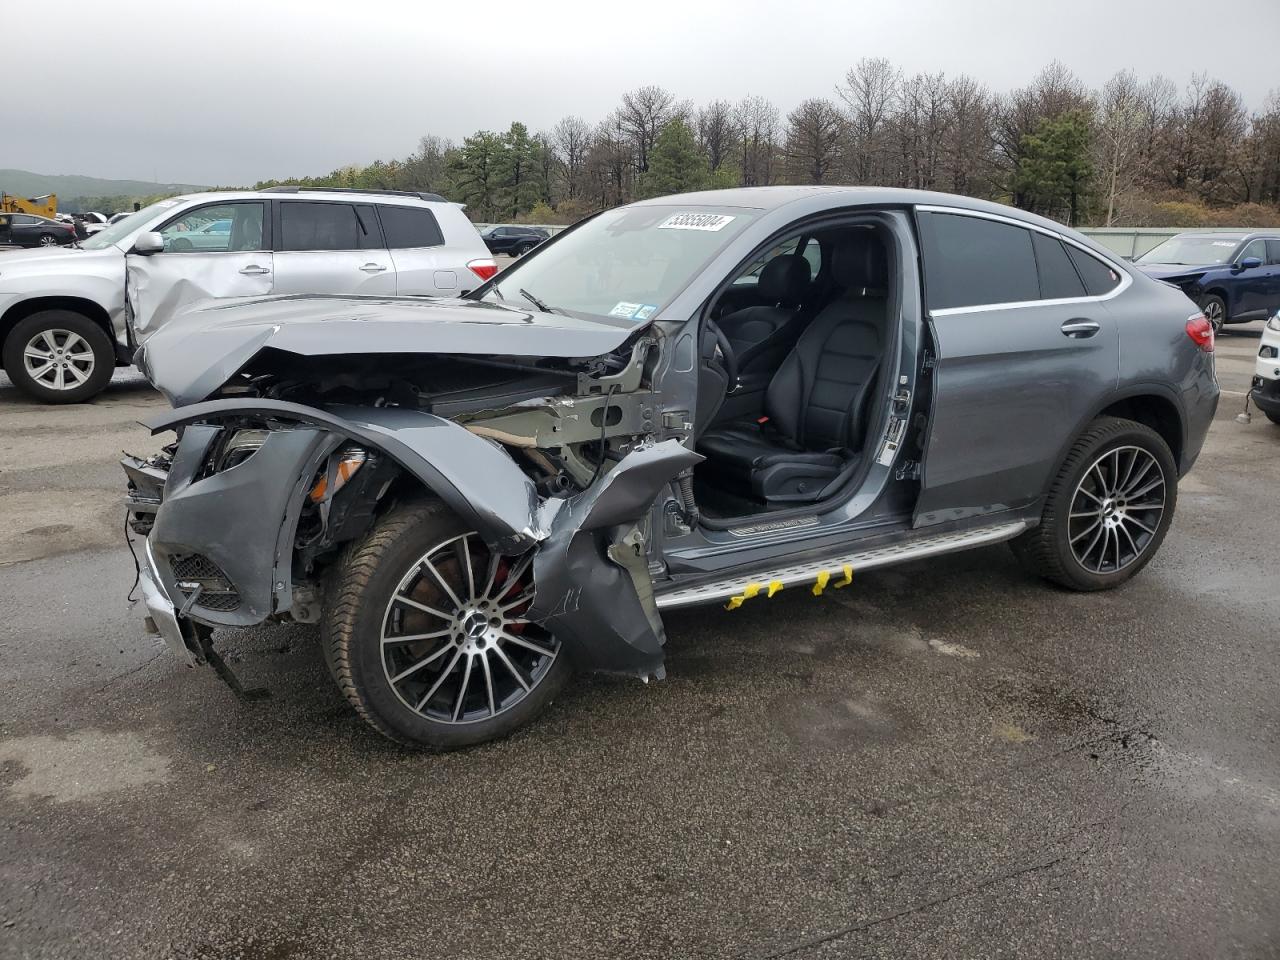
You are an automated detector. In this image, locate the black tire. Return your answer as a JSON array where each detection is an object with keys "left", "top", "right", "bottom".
[
  {"left": 38, "top": 233, "right": 60, "bottom": 247},
  {"left": 514, "top": 242, "right": 534, "bottom": 257},
  {"left": 2, "top": 310, "right": 116, "bottom": 404},
  {"left": 1010, "top": 416, "right": 1178, "bottom": 591},
  {"left": 1200, "top": 294, "right": 1226, "bottom": 334},
  {"left": 322, "top": 499, "right": 570, "bottom": 750},
  {"left": 1265, "top": 410, "right": 1280, "bottom": 425}
]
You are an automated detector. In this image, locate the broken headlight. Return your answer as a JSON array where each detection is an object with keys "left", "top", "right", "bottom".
[
  {"left": 308, "top": 447, "right": 368, "bottom": 503},
  {"left": 216, "top": 429, "right": 270, "bottom": 471}
]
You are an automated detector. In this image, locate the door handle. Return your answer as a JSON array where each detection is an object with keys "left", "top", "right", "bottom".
[
  {"left": 238, "top": 265, "right": 270, "bottom": 276},
  {"left": 1060, "top": 318, "right": 1100, "bottom": 338},
  {"left": 359, "top": 262, "right": 388, "bottom": 273}
]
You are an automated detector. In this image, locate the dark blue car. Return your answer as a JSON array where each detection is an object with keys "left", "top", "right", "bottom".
[{"left": 1136, "top": 232, "right": 1280, "bottom": 332}]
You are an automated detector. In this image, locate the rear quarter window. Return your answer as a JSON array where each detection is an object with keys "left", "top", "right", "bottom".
[
  {"left": 1032, "top": 232, "right": 1087, "bottom": 300},
  {"left": 918, "top": 211, "right": 1040, "bottom": 310},
  {"left": 378, "top": 205, "right": 445, "bottom": 249},
  {"left": 1065, "top": 245, "right": 1122, "bottom": 296}
]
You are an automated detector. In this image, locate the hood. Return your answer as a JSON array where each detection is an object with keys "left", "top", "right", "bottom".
[
  {"left": 139, "top": 294, "right": 640, "bottom": 407},
  {"left": 0, "top": 244, "right": 119, "bottom": 278},
  {"left": 1136, "top": 262, "right": 1215, "bottom": 283}
]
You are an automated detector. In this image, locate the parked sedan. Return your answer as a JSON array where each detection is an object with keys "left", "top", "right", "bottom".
[
  {"left": 125, "top": 186, "right": 1217, "bottom": 751},
  {"left": 1136, "top": 232, "right": 1280, "bottom": 332},
  {"left": 0, "top": 213, "right": 78, "bottom": 248},
  {"left": 481, "top": 224, "right": 549, "bottom": 257}
]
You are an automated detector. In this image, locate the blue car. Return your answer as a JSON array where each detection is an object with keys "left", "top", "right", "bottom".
[{"left": 1136, "top": 232, "right": 1280, "bottom": 332}]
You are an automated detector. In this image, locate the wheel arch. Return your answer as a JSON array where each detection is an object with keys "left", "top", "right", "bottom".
[{"left": 1, "top": 295, "right": 115, "bottom": 346}]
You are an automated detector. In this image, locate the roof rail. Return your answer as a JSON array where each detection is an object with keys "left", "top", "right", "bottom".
[{"left": 258, "top": 186, "right": 448, "bottom": 202}]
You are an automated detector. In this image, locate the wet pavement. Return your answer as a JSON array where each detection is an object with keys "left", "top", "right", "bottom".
[{"left": 0, "top": 326, "right": 1277, "bottom": 959}]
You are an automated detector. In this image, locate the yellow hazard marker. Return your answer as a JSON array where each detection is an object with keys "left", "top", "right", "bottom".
[
  {"left": 811, "top": 570, "right": 831, "bottom": 596},
  {"left": 767, "top": 580, "right": 784, "bottom": 597},
  {"left": 725, "top": 582, "right": 763, "bottom": 610},
  {"left": 833, "top": 564, "right": 854, "bottom": 588}
]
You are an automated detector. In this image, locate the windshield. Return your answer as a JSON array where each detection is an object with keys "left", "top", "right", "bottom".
[
  {"left": 1137, "top": 235, "right": 1243, "bottom": 266},
  {"left": 81, "top": 199, "right": 183, "bottom": 250},
  {"left": 481, "top": 205, "right": 758, "bottom": 323}
]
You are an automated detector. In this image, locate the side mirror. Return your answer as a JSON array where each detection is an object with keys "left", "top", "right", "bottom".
[
  {"left": 132, "top": 231, "right": 165, "bottom": 255},
  {"left": 1236, "top": 256, "right": 1263, "bottom": 272}
]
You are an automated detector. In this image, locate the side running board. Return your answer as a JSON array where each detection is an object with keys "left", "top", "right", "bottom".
[{"left": 654, "top": 521, "right": 1027, "bottom": 611}]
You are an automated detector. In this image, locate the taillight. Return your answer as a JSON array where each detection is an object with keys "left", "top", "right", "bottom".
[
  {"left": 467, "top": 258, "right": 498, "bottom": 282},
  {"left": 1185, "top": 313, "right": 1214, "bottom": 352}
]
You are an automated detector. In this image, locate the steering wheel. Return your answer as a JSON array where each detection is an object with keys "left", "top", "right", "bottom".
[{"left": 704, "top": 318, "right": 739, "bottom": 390}]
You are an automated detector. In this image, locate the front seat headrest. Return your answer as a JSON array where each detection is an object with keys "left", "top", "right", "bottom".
[
  {"left": 757, "top": 253, "right": 811, "bottom": 306},
  {"left": 831, "top": 232, "right": 888, "bottom": 294}
]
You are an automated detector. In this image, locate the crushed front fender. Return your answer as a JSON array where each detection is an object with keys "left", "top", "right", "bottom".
[
  {"left": 144, "top": 398, "right": 543, "bottom": 554},
  {"left": 526, "top": 440, "right": 702, "bottom": 677}
]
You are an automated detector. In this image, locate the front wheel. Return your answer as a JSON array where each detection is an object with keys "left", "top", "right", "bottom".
[
  {"left": 1200, "top": 294, "right": 1226, "bottom": 334},
  {"left": 1011, "top": 417, "right": 1178, "bottom": 591},
  {"left": 322, "top": 500, "right": 570, "bottom": 749},
  {"left": 2, "top": 310, "right": 116, "bottom": 403}
]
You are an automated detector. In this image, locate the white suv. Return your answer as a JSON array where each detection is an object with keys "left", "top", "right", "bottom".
[{"left": 0, "top": 188, "right": 496, "bottom": 403}]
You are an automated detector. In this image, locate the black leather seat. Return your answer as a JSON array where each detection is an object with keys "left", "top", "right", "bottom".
[
  {"left": 698, "top": 232, "right": 888, "bottom": 505},
  {"left": 720, "top": 253, "right": 811, "bottom": 374}
]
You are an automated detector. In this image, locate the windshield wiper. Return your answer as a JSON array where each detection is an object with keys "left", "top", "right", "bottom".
[{"left": 519, "top": 288, "right": 557, "bottom": 314}]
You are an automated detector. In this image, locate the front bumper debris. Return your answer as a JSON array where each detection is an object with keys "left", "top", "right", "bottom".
[{"left": 135, "top": 533, "right": 201, "bottom": 666}]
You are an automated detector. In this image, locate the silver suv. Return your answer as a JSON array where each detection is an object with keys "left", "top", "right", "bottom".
[{"left": 0, "top": 187, "right": 495, "bottom": 403}]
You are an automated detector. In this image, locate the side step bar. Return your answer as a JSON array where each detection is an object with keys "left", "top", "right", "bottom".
[{"left": 654, "top": 521, "right": 1027, "bottom": 611}]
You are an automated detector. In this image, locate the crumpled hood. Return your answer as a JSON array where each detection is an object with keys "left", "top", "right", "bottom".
[
  {"left": 1137, "top": 262, "right": 1214, "bottom": 284},
  {"left": 139, "top": 293, "right": 639, "bottom": 407}
]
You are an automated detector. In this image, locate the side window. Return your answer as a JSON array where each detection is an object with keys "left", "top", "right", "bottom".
[
  {"left": 279, "top": 201, "right": 364, "bottom": 252},
  {"left": 1065, "top": 246, "right": 1122, "bottom": 296},
  {"left": 14, "top": 215, "right": 38, "bottom": 225},
  {"left": 1238, "top": 238, "right": 1266, "bottom": 263},
  {"left": 1032, "top": 232, "right": 1087, "bottom": 300},
  {"left": 159, "top": 202, "right": 265, "bottom": 253},
  {"left": 1265, "top": 239, "right": 1280, "bottom": 266},
  {"left": 918, "top": 212, "right": 1039, "bottom": 310},
  {"left": 378, "top": 205, "right": 444, "bottom": 249}
]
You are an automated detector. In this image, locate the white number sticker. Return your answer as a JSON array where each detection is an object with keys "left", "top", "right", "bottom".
[{"left": 658, "top": 213, "right": 735, "bottom": 232}]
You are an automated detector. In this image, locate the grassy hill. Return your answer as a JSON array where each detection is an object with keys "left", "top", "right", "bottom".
[{"left": 0, "top": 169, "right": 209, "bottom": 199}]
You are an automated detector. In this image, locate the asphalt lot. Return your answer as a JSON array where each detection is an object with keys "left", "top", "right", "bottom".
[{"left": 0, "top": 320, "right": 1277, "bottom": 959}]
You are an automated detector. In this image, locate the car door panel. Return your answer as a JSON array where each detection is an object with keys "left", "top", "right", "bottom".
[
  {"left": 272, "top": 200, "right": 395, "bottom": 297},
  {"left": 126, "top": 200, "right": 273, "bottom": 341}
]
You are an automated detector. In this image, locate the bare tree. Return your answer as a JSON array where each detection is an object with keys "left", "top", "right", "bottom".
[
  {"left": 616, "top": 85, "right": 680, "bottom": 176},
  {"left": 785, "top": 98, "right": 846, "bottom": 184},
  {"left": 894, "top": 72, "right": 950, "bottom": 190},
  {"left": 552, "top": 115, "right": 591, "bottom": 201},
  {"left": 1095, "top": 70, "right": 1145, "bottom": 225},
  {"left": 735, "top": 95, "right": 781, "bottom": 186},
  {"left": 837, "top": 57, "right": 900, "bottom": 184},
  {"left": 696, "top": 99, "right": 740, "bottom": 172},
  {"left": 942, "top": 74, "right": 995, "bottom": 196}
]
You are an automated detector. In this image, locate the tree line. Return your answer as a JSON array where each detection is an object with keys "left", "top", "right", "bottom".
[{"left": 72, "top": 61, "right": 1280, "bottom": 228}]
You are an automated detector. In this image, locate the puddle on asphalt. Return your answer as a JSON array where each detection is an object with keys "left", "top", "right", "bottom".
[{"left": 0, "top": 730, "right": 171, "bottom": 803}]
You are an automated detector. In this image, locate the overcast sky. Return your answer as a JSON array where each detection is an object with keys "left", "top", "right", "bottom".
[{"left": 5, "top": 0, "right": 1278, "bottom": 187}]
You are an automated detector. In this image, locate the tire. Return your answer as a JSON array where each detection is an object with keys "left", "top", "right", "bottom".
[
  {"left": 37, "top": 234, "right": 60, "bottom": 247},
  {"left": 2, "top": 310, "right": 116, "bottom": 404},
  {"left": 323, "top": 499, "right": 570, "bottom": 750},
  {"left": 1200, "top": 294, "right": 1226, "bottom": 334},
  {"left": 1010, "top": 416, "right": 1178, "bottom": 591},
  {"left": 1265, "top": 410, "right": 1280, "bottom": 425}
]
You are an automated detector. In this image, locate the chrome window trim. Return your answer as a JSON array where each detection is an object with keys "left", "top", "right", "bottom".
[{"left": 914, "top": 204, "right": 1132, "bottom": 314}]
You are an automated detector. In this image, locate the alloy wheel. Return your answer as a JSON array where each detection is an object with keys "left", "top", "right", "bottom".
[
  {"left": 1203, "top": 299, "right": 1224, "bottom": 333},
  {"left": 1067, "top": 445, "right": 1166, "bottom": 574},
  {"left": 22, "top": 328, "right": 96, "bottom": 391},
  {"left": 380, "top": 532, "right": 558, "bottom": 724},
  {"left": 38, "top": 235, "right": 58, "bottom": 246}
]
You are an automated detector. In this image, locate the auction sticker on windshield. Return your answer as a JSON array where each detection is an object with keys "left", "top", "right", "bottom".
[{"left": 658, "top": 213, "right": 736, "bottom": 231}]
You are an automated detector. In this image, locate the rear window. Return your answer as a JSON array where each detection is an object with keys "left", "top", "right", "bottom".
[
  {"left": 378, "top": 205, "right": 445, "bottom": 249},
  {"left": 918, "top": 211, "right": 1039, "bottom": 310},
  {"left": 1066, "top": 246, "right": 1122, "bottom": 296},
  {"left": 1032, "top": 232, "right": 1087, "bottom": 300}
]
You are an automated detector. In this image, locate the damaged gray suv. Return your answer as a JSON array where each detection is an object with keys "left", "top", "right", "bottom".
[{"left": 124, "top": 187, "right": 1219, "bottom": 750}]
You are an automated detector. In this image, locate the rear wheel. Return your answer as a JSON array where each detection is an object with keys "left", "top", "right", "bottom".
[
  {"left": 37, "top": 233, "right": 60, "bottom": 247},
  {"left": 323, "top": 500, "right": 569, "bottom": 749},
  {"left": 1011, "top": 417, "right": 1177, "bottom": 591},
  {"left": 2, "top": 310, "right": 115, "bottom": 403},
  {"left": 1265, "top": 410, "right": 1280, "bottom": 425}
]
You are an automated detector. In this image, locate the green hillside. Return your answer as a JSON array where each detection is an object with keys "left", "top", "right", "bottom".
[{"left": 0, "top": 169, "right": 208, "bottom": 199}]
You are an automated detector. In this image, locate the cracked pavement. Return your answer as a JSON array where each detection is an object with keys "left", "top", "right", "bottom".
[{"left": 0, "top": 325, "right": 1277, "bottom": 959}]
